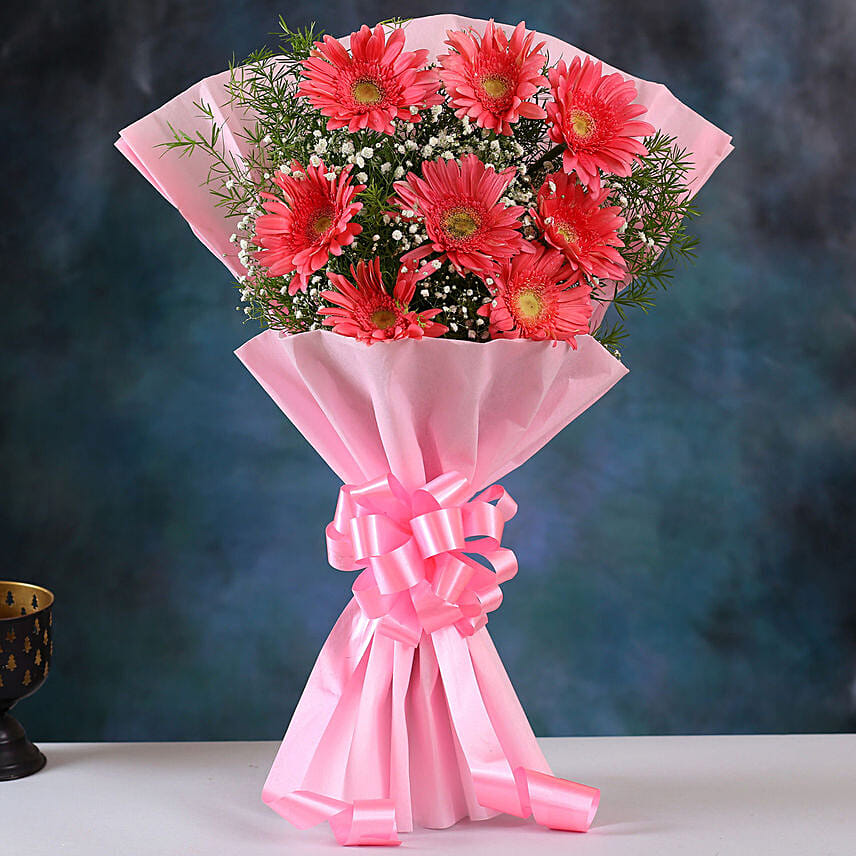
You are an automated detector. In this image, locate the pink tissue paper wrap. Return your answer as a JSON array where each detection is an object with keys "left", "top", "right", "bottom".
[
  {"left": 116, "top": 14, "right": 732, "bottom": 845},
  {"left": 236, "top": 329, "right": 622, "bottom": 843}
]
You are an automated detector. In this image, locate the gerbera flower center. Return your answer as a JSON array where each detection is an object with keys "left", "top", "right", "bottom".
[
  {"left": 514, "top": 288, "right": 544, "bottom": 320},
  {"left": 370, "top": 308, "right": 397, "bottom": 329},
  {"left": 570, "top": 108, "right": 596, "bottom": 139},
  {"left": 555, "top": 221, "right": 580, "bottom": 246},
  {"left": 352, "top": 79, "right": 384, "bottom": 104},
  {"left": 310, "top": 211, "right": 333, "bottom": 236},
  {"left": 481, "top": 74, "right": 510, "bottom": 98},
  {"left": 443, "top": 207, "right": 481, "bottom": 240}
]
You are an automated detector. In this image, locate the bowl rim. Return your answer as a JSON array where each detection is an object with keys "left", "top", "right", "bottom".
[{"left": 0, "top": 581, "right": 54, "bottom": 622}]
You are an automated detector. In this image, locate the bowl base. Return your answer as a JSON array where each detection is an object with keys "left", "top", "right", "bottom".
[{"left": 0, "top": 711, "right": 47, "bottom": 781}]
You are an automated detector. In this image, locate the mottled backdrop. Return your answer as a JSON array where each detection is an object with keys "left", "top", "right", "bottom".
[{"left": 2, "top": 0, "right": 854, "bottom": 741}]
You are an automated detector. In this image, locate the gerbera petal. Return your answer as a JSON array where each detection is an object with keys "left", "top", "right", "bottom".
[
  {"left": 482, "top": 242, "right": 593, "bottom": 344},
  {"left": 438, "top": 20, "right": 548, "bottom": 134},
  {"left": 300, "top": 26, "right": 441, "bottom": 136},
  {"left": 390, "top": 155, "right": 527, "bottom": 276},
  {"left": 253, "top": 159, "right": 364, "bottom": 283},
  {"left": 320, "top": 256, "right": 444, "bottom": 344},
  {"left": 546, "top": 56, "right": 654, "bottom": 185},
  {"left": 532, "top": 172, "right": 628, "bottom": 281}
]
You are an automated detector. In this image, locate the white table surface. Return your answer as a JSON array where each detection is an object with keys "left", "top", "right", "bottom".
[{"left": 1, "top": 735, "right": 854, "bottom": 854}]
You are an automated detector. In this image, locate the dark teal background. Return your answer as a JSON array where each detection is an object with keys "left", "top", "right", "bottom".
[{"left": 2, "top": 1, "right": 854, "bottom": 740}]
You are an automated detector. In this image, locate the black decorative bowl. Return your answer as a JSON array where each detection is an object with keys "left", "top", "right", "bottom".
[{"left": 0, "top": 581, "right": 53, "bottom": 780}]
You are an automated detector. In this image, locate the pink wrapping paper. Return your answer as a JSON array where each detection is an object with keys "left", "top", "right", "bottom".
[
  {"left": 236, "top": 329, "right": 624, "bottom": 838},
  {"left": 115, "top": 13, "right": 733, "bottom": 843}
]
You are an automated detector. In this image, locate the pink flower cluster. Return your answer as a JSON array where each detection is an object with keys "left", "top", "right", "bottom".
[{"left": 255, "top": 20, "right": 656, "bottom": 346}]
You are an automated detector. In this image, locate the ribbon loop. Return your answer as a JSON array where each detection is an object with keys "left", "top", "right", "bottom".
[
  {"left": 330, "top": 799, "right": 401, "bottom": 847},
  {"left": 410, "top": 507, "right": 466, "bottom": 557},
  {"left": 275, "top": 790, "right": 401, "bottom": 847},
  {"left": 326, "top": 471, "right": 518, "bottom": 645},
  {"left": 514, "top": 767, "right": 600, "bottom": 832}
]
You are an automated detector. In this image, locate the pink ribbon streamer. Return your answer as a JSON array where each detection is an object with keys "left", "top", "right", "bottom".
[
  {"left": 432, "top": 625, "right": 599, "bottom": 833},
  {"left": 272, "top": 470, "right": 598, "bottom": 844}
]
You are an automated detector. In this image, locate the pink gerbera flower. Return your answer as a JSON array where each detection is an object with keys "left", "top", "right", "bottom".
[
  {"left": 438, "top": 20, "right": 548, "bottom": 135},
  {"left": 254, "top": 160, "right": 365, "bottom": 294},
  {"left": 532, "top": 172, "right": 627, "bottom": 281},
  {"left": 299, "top": 25, "right": 441, "bottom": 134},
  {"left": 391, "top": 154, "right": 528, "bottom": 275},
  {"left": 546, "top": 56, "right": 655, "bottom": 185},
  {"left": 320, "top": 258, "right": 448, "bottom": 344},
  {"left": 478, "top": 242, "right": 593, "bottom": 346}
]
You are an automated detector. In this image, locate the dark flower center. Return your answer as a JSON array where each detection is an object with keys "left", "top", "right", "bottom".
[
  {"left": 370, "top": 308, "right": 397, "bottom": 329},
  {"left": 481, "top": 75, "right": 510, "bottom": 98},
  {"left": 570, "top": 108, "right": 596, "bottom": 139},
  {"left": 555, "top": 221, "right": 579, "bottom": 246},
  {"left": 443, "top": 207, "right": 480, "bottom": 239},
  {"left": 353, "top": 80, "right": 383, "bottom": 104},
  {"left": 514, "top": 288, "right": 544, "bottom": 320},
  {"left": 311, "top": 212, "right": 333, "bottom": 236}
]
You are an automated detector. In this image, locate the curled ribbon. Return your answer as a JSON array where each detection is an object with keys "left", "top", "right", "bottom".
[
  {"left": 278, "top": 790, "right": 400, "bottom": 846},
  {"left": 326, "top": 471, "right": 519, "bottom": 647}
]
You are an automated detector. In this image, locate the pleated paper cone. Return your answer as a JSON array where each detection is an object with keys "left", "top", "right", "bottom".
[{"left": 236, "top": 329, "right": 624, "bottom": 835}]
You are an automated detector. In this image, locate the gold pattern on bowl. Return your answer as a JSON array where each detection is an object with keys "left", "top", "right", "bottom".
[
  {"left": 0, "top": 582, "right": 54, "bottom": 622},
  {"left": 1, "top": 581, "right": 54, "bottom": 704}
]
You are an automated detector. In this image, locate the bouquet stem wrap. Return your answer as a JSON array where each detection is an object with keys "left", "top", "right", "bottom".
[{"left": 236, "top": 329, "right": 627, "bottom": 842}]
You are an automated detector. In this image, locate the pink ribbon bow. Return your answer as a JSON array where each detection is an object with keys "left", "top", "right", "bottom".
[{"left": 326, "top": 471, "right": 519, "bottom": 646}]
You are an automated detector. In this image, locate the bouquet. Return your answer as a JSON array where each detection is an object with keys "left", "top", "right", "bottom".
[{"left": 117, "top": 13, "right": 731, "bottom": 846}]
